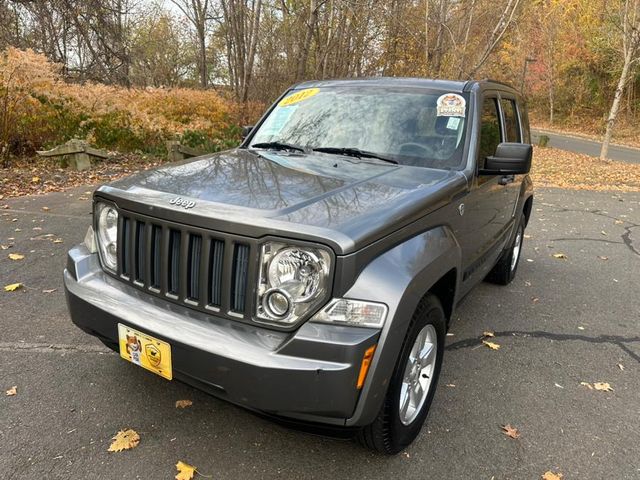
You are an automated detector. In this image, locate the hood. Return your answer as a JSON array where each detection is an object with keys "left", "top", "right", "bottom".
[{"left": 99, "top": 149, "right": 467, "bottom": 254}]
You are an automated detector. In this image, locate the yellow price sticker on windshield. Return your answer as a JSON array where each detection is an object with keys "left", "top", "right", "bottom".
[{"left": 279, "top": 88, "right": 320, "bottom": 107}]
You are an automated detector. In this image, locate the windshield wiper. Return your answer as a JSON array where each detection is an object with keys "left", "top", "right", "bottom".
[
  {"left": 250, "top": 141, "right": 305, "bottom": 153},
  {"left": 312, "top": 147, "right": 398, "bottom": 164}
]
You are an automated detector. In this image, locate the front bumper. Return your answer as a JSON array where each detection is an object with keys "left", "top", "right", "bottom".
[{"left": 64, "top": 245, "right": 379, "bottom": 426}]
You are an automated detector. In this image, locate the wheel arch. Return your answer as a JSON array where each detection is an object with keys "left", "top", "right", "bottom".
[{"left": 343, "top": 226, "right": 461, "bottom": 427}]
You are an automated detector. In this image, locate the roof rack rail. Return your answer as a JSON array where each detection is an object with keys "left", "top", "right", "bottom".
[{"left": 480, "top": 78, "right": 516, "bottom": 88}]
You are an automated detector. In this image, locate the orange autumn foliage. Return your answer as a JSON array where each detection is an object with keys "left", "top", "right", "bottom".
[{"left": 0, "top": 48, "right": 261, "bottom": 163}]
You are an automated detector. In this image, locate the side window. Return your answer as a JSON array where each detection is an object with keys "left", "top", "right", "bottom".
[
  {"left": 500, "top": 98, "right": 521, "bottom": 143},
  {"left": 478, "top": 98, "right": 501, "bottom": 167}
]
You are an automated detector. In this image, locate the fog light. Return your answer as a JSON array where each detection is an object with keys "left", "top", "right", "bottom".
[{"left": 263, "top": 289, "right": 291, "bottom": 318}]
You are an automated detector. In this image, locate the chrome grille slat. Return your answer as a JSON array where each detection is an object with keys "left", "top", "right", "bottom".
[
  {"left": 187, "top": 234, "right": 202, "bottom": 301},
  {"left": 121, "top": 217, "right": 131, "bottom": 277},
  {"left": 209, "top": 239, "right": 224, "bottom": 307},
  {"left": 134, "top": 221, "right": 145, "bottom": 283},
  {"left": 168, "top": 229, "right": 181, "bottom": 295},
  {"left": 117, "top": 211, "right": 255, "bottom": 321},
  {"left": 231, "top": 244, "right": 249, "bottom": 313},
  {"left": 150, "top": 225, "right": 161, "bottom": 288}
]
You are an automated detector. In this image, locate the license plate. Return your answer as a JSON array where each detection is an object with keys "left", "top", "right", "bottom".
[{"left": 117, "top": 324, "right": 172, "bottom": 380}]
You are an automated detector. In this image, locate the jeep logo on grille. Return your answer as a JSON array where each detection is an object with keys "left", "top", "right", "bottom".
[{"left": 169, "top": 197, "right": 196, "bottom": 209}]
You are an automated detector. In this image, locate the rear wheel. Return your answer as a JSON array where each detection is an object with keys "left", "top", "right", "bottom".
[
  {"left": 357, "top": 294, "right": 446, "bottom": 454},
  {"left": 485, "top": 213, "right": 526, "bottom": 285}
]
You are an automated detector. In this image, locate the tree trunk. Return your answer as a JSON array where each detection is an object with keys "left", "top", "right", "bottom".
[
  {"left": 600, "top": 45, "right": 634, "bottom": 160},
  {"left": 297, "top": 0, "right": 318, "bottom": 80},
  {"left": 198, "top": 23, "right": 208, "bottom": 88},
  {"left": 425, "top": 0, "right": 429, "bottom": 69},
  {"left": 466, "top": 0, "right": 520, "bottom": 78},
  {"left": 241, "top": 0, "right": 262, "bottom": 102}
]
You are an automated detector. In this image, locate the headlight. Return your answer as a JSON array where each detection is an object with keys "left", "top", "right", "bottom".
[
  {"left": 95, "top": 202, "right": 118, "bottom": 272},
  {"left": 311, "top": 299, "right": 388, "bottom": 329},
  {"left": 256, "top": 242, "right": 331, "bottom": 325}
]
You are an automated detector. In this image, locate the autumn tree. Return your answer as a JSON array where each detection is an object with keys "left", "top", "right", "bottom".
[
  {"left": 600, "top": 0, "right": 640, "bottom": 160},
  {"left": 170, "top": 0, "right": 215, "bottom": 88}
]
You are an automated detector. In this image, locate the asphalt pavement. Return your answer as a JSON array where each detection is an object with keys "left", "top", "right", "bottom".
[
  {"left": 1, "top": 186, "right": 639, "bottom": 479},
  {"left": 531, "top": 129, "right": 640, "bottom": 163}
]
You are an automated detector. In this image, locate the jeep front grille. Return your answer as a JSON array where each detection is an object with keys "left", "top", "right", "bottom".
[{"left": 116, "top": 211, "right": 255, "bottom": 318}]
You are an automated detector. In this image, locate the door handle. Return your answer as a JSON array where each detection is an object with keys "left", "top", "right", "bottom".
[{"left": 499, "top": 175, "right": 515, "bottom": 185}]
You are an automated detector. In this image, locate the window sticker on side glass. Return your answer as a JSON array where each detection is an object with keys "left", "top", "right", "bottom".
[
  {"left": 278, "top": 87, "right": 320, "bottom": 107},
  {"left": 436, "top": 93, "right": 466, "bottom": 117}
]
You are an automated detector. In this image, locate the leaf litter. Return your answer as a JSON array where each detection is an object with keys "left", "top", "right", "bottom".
[{"left": 108, "top": 429, "right": 140, "bottom": 452}]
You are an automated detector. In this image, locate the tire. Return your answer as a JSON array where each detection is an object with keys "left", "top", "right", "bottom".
[
  {"left": 357, "top": 294, "right": 446, "bottom": 454},
  {"left": 485, "top": 213, "right": 526, "bottom": 286}
]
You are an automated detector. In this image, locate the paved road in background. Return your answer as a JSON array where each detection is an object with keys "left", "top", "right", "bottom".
[
  {"left": 1, "top": 186, "right": 640, "bottom": 479},
  {"left": 531, "top": 129, "right": 640, "bottom": 163}
]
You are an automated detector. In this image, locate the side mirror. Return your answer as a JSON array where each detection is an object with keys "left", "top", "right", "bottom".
[
  {"left": 480, "top": 142, "right": 532, "bottom": 175},
  {"left": 241, "top": 125, "right": 254, "bottom": 140}
]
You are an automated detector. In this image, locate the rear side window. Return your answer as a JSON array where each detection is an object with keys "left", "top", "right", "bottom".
[
  {"left": 478, "top": 98, "right": 501, "bottom": 166},
  {"left": 500, "top": 98, "right": 521, "bottom": 142}
]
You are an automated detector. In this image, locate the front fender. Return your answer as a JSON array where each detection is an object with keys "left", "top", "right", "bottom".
[{"left": 342, "top": 225, "right": 461, "bottom": 426}]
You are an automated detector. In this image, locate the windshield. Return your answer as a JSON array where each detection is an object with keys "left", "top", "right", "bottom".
[{"left": 249, "top": 86, "right": 469, "bottom": 169}]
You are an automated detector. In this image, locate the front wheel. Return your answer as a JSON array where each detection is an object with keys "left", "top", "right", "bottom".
[{"left": 356, "top": 294, "right": 446, "bottom": 454}]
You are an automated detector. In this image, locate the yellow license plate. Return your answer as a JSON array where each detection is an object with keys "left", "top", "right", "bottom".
[{"left": 118, "top": 324, "right": 172, "bottom": 380}]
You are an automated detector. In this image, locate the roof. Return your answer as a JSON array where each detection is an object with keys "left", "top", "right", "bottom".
[
  {"left": 293, "top": 77, "right": 519, "bottom": 94},
  {"left": 293, "top": 77, "right": 470, "bottom": 91}
]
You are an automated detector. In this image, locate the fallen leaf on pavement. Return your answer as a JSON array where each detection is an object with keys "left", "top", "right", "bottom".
[
  {"left": 4, "top": 283, "right": 23, "bottom": 292},
  {"left": 41, "top": 206, "right": 50, "bottom": 211},
  {"left": 598, "top": 256, "right": 608, "bottom": 261},
  {"left": 593, "top": 382, "right": 613, "bottom": 391},
  {"left": 601, "top": 230, "right": 607, "bottom": 236},
  {"left": 482, "top": 331, "right": 495, "bottom": 338},
  {"left": 108, "top": 429, "right": 140, "bottom": 452},
  {"left": 617, "top": 363, "right": 624, "bottom": 371},
  {"left": 542, "top": 472, "right": 563, "bottom": 480},
  {"left": 552, "top": 253, "right": 567, "bottom": 260},
  {"left": 6, "top": 386, "right": 17, "bottom": 396},
  {"left": 482, "top": 340, "right": 501, "bottom": 350},
  {"left": 8, "top": 253, "right": 24, "bottom": 260},
  {"left": 42, "top": 288, "right": 57, "bottom": 294},
  {"left": 580, "top": 382, "right": 593, "bottom": 390},
  {"left": 175, "top": 461, "right": 197, "bottom": 480},
  {"left": 501, "top": 424, "right": 520, "bottom": 439},
  {"left": 175, "top": 400, "right": 193, "bottom": 409}
]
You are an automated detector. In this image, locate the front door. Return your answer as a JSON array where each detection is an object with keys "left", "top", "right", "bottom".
[{"left": 457, "top": 94, "right": 510, "bottom": 288}]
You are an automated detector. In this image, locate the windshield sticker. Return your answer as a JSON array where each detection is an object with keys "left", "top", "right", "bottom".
[
  {"left": 279, "top": 87, "right": 320, "bottom": 107},
  {"left": 446, "top": 117, "right": 461, "bottom": 130},
  {"left": 437, "top": 93, "right": 466, "bottom": 117},
  {"left": 260, "top": 105, "right": 297, "bottom": 136}
]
